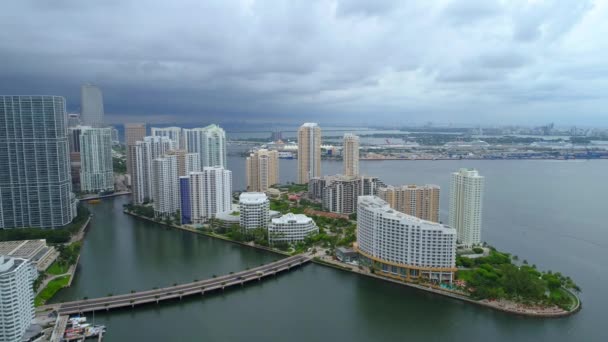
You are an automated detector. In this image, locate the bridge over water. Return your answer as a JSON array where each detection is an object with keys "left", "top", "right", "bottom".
[{"left": 57, "top": 255, "right": 310, "bottom": 315}]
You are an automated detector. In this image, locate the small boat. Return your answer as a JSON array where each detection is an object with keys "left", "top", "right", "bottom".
[
  {"left": 84, "top": 325, "right": 107, "bottom": 338},
  {"left": 68, "top": 316, "right": 87, "bottom": 324}
]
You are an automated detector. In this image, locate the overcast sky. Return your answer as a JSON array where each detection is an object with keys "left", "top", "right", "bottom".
[{"left": 1, "top": 0, "right": 607, "bottom": 126}]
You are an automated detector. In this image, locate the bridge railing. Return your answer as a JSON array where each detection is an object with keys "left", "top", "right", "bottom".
[{"left": 58, "top": 255, "right": 309, "bottom": 313}]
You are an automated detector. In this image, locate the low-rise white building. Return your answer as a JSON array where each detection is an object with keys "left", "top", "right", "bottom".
[
  {"left": 0, "top": 256, "right": 35, "bottom": 342},
  {"left": 0, "top": 240, "right": 57, "bottom": 272},
  {"left": 268, "top": 213, "right": 319, "bottom": 244},
  {"left": 357, "top": 196, "right": 457, "bottom": 283},
  {"left": 239, "top": 192, "right": 270, "bottom": 231}
]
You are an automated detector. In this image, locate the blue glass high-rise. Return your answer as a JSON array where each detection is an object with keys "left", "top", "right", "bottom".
[{"left": 0, "top": 95, "right": 75, "bottom": 229}]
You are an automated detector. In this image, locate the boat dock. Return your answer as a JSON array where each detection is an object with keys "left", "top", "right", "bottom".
[{"left": 50, "top": 314, "right": 106, "bottom": 341}]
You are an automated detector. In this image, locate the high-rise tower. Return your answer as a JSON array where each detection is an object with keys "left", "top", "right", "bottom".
[
  {"left": 202, "top": 167, "right": 232, "bottom": 219},
  {"left": 297, "top": 123, "right": 321, "bottom": 184},
  {"left": 184, "top": 124, "right": 227, "bottom": 169},
  {"left": 449, "top": 168, "right": 484, "bottom": 246},
  {"left": 125, "top": 123, "right": 146, "bottom": 189},
  {"left": 79, "top": 127, "right": 114, "bottom": 193},
  {"left": 80, "top": 84, "right": 104, "bottom": 127},
  {"left": 152, "top": 155, "right": 179, "bottom": 218},
  {"left": 151, "top": 127, "right": 183, "bottom": 149},
  {"left": 378, "top": 184, "right": 440, "bottom": 223},
  {"left": 0, "top": 95, "right": 75, "bottom": 229},
  {"left": 246, "top": 149, "right": 279, "bottom": 192},
  {"left": 343, "top": 133, "right": 359, "bottom": 177},
  {"left": 133, "top": 136, "right": 172, "bottom": 204}
]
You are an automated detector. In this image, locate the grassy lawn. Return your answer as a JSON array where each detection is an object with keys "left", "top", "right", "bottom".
[
  {"left": 286, "top": 184, "right": 308, "bottom": 193},
  {"left": 46, "top": 261, "right": 69, "bottom": 275},
  {"left": 559, "top": 288, "right": 580, "bottom": 311},
  {"left": 35, "top": 275, "right": 70, "bottom": 306}
]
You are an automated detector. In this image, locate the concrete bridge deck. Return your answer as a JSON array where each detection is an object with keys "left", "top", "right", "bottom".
[{"left": 57, "top": 255, "right": 309, "bottom": 315}]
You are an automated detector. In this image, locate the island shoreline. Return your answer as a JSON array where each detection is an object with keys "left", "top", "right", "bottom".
[{"left": 123, "top": 209, "right": 581, "bottom": 319}]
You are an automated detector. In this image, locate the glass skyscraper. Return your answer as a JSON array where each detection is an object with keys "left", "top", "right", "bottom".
[
  {"left": 80, "top": 84, "right": 104, "bottom": 127},
  {"left": 0, "top": 95, "right": 75, "bottom": 229}
]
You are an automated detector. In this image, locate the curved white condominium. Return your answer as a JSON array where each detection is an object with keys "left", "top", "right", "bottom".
[
  {"left": 357, "top": 196, "right": 457, "bottom": 283},
  {"left": 268, "top": 213, "right": 319, "bottom": 243},
  {"left": 239, "top": 192, "right": 270, "bottom": 231}
]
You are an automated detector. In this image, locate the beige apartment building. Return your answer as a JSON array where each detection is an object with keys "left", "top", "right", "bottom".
[
  {"left": 297, "top": 123, "right": 321, "bottom": 184},
  {"left": 125, "top": 123, "right": 146, "bottom": 186},
  {"left": 343, "top": 133, "right": 359, "bottom": 177},
  {"left": 246, "top": 149, "right": 279, "bottom": 192},
  {"left": 166, "top": 149, "right": 200, "bottom": 177},
  {"left": 378, "top": 184, "right": 440, "bottom": 223}
]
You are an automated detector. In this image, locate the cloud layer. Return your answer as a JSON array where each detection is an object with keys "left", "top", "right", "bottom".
[{"left": 0, "top": 0, "right": 606, "bottom": 126}]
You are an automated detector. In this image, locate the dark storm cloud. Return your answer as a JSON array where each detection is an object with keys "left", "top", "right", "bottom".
[{"left": 0, "top": 0, "right": 605, "bottom": 126}]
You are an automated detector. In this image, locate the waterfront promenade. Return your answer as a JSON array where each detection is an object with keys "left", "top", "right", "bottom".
[
  {"left": 312, "top": 256, "right": 581, "bottom": 318},
  {"left": 53, "top": 255, "right": 309, "bottom": 315}
]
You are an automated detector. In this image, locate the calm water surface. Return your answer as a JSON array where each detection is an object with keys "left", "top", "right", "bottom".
[{"left": 54, "top": 159, "right": 607, "bottom": 341}]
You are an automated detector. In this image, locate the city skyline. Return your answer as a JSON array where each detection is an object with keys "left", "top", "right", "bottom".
[{"left": 0, "top": 1, "right": 597, "bottom": 339}]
